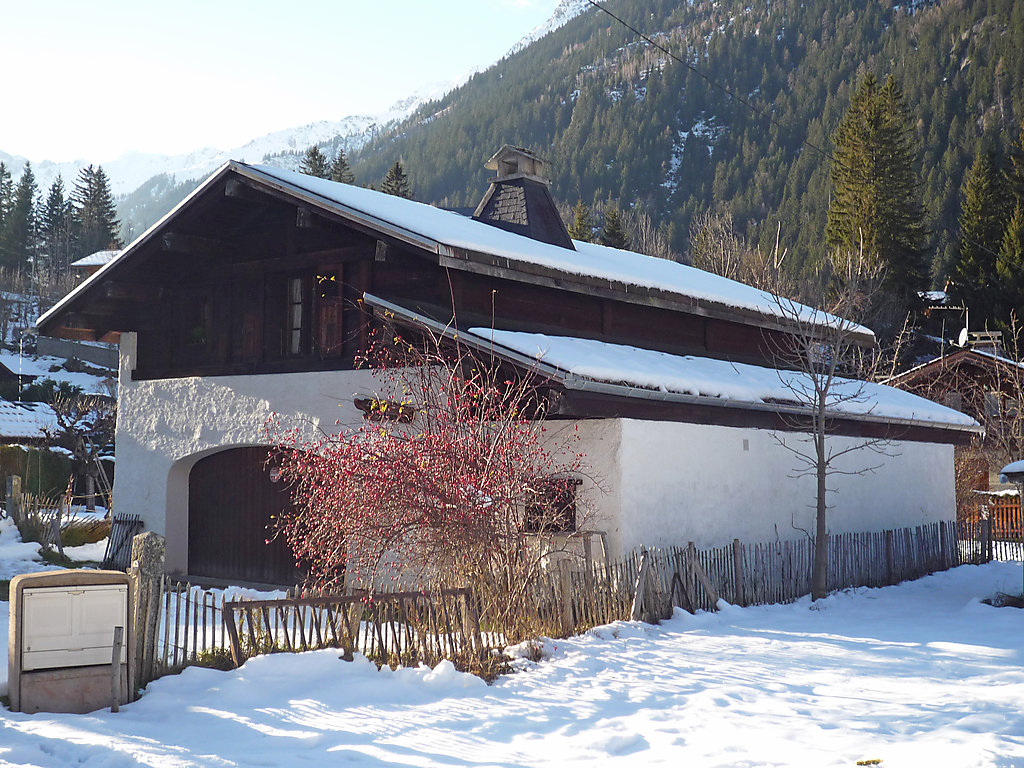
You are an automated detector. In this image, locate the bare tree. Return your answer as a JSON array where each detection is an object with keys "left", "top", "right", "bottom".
[
  {"left": 689, "top": 210, "right": 794, "bottom": 296},
  {"left": 626, "top": 207, "right": 679, "bottom": 262},
  {"left": 46, "top": 394, "right": 116, "bottom": 511},
  {"left": 770, "top": 247, "right": 895, "bottom": 600}
]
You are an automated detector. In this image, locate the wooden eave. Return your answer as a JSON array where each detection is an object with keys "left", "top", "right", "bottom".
[{"left": 363, "top": 294, "right": 981, "bottom": 446}]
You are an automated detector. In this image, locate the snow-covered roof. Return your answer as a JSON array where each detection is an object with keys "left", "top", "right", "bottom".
[
  {"left": 0, "top": 401, "right": 57, "bottom": 440},
  {"left": 244, "top": 163, "right": 871, "bottom": 337},
  {"left": 71, "top": 250, "right": 121, "bottom": 268},
  {"left": 884, "top": 345, "right": 1024, "bottom": 387},
  {"left": 1001, "top": 459, "right": 1024, "bottom": 477},
  {"left": 36, "top": 161, "right": 873, "bottom": 342},
  {"left": 464, "top": 327, "right": 978, "bottom": 430}
]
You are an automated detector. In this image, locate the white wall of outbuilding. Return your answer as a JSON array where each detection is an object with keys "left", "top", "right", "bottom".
[{"left": 113, "top": 333, "right": 956, "bottom": 577}]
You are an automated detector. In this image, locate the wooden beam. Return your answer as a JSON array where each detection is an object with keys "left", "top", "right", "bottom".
[
  {"left": 296, "top": 206, "right": 317, "bottom": 229},
  {"left": 103, "top": 282, "right": 164, "bottom": 303},
  {"left": 224, "top": 177, "right": 276, "bottom": 204},
  {"left": 161, "top": 231, "right": 234, "bottom": 261},
  {"left": 223, "top": 245, "right": 365, "bottom": 272}
]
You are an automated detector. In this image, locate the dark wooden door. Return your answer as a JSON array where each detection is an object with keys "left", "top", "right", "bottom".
[{"left": 188, "top": 446, "right": 301, "bottom": 585}]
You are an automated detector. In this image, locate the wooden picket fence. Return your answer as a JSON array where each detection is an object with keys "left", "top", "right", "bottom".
[
  {"left": 133, "top": 520, "right": 964, "bottom": 684},
  {"left": 516, "top": 520, "right": 961, "bottom": 630},
  {"left": 222, "top": 588, "right": 487, "bottom": 670}
]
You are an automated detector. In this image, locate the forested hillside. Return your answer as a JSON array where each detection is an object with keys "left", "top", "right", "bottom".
[{"left": 346, "top": 0, "right": 1024, "bottom": 285}]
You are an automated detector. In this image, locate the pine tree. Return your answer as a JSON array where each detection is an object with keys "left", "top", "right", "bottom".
[
  {"left": 1, "top": 162, "right": 38, "bottom": 268},
  {"left": 300, "top": 146, "right": 330, "bottom": 179},
  {"left": 0, "top": 163, "right": 12, "bottom": 222},
  {"left": 72, "top": 164, "right": 122, "bottom": 259},
  {"left": 329, "top": 149, "right": 355, "bottom": 185},
  {"left": 381, "top": 161, "right": 412, "bottom": 199},
  {"left": 0, "top": 163, "right": 12, "bottom": 255},
  {"left": 1007, "top": 119, "right": 1024, "bottom": 205},
  {"left": 997, "top": 204, "right": 1024, "bottom": 324},
  {"left": 599, "top": 207, "right": 630, "bottom": 249},
  {"left": 950, "top": 151, "right": 1012, "bottom": 323},
  {"left": 39, "top": 176, "right": 74, "bottom": 273},
  {"left": 825, "top": 74, "right": 929, "bottom": 313},
  {"left": 567, "top": 200, "right": 595, "bottom": 242}
]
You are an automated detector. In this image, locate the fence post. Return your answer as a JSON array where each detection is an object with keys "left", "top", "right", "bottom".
[
  {"left": 223, "top": 604, "right": 243, "bottom": 667},
  {"left": 559, "top": 560, "right": 574, "bottom": 635},
  {"left": 885, "top": 530, "right": 895, "bottom": 584},
  {"left": 630, "top": 549, "right": 650, "bottom": 621},
  {"left": 5, "top": 474, "right": 21, "bottom": 524},
  {"left": 938, "top": 523, "right": 947, "bottom": 571},
  {"left": 732, "top": 538, "right": 745, "bottom": 606},
  {"left": 582, "top": 535, "right": 594, "bottom": 596},
  {"left": 110, "top": 626, "right": 123, "bottom": 713},
  {"left": 981, "top": 517, "right": 993, "bottom": 563},
  {"left": 129, "top": 532, "right": 165, "bottom": 687}
]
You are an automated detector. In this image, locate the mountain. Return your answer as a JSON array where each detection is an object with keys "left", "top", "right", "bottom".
[
  {"left": 6, "top": 0, "right": 1021, "bottom": 289},
  {"left": 343, "top": 0, "right": 1024, "bottom": 283},
  {"left": 0, "top": 0, "right": 598, "bottom": 240},
  {"left": 0, "top": 81, "right": 456, "bottom": 238}
]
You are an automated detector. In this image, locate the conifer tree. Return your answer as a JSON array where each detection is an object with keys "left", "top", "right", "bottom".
[
  {"left": 950, "top": 151, "right": 1012, "bottom": 323},
  {"left": 71, "top": 164, "right": 122, "bottom": 259},
  {"left": 300, "top": 146, "right": 330, "bottom": 179},
  {"left": 381, "top": 161, "right": 412, "bottom": 199},
  {"left": 1, "top": 162, "right": 38, "bottom": 268},
  {"left": 599, "top": 207, "right": 630, "bottom": 249},
  {"left": 329, "top": 149, "right": 355, "bottom": 185},
  {"left": 567, "top": 201, "right": 595, "bottom": 242},
  {"left": 825, "top": 75, "right": 929, "bottom": 314},
  {"left": 997, "top": 205, "right": 1024, "bottom": 324},
  {"left": 0, "top": 163, "right": 12, "bottom": 229},
  {"left": 1007, "top": 119, "right": 1024, "bottom": 206},
  {"left": 40, "top": 176, "right": 74, "bottom": 272}
]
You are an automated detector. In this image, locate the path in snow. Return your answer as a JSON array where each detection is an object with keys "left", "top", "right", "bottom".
[{"left": 1, "top": 561, "right": 1023, "bottom": 767}]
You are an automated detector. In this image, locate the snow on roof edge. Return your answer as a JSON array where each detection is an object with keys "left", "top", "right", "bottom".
[{"left": 464, "top": 327, "right": 978, "bottom": 431}]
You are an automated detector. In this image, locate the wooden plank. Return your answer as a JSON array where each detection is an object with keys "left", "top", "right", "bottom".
[{"left": 630, "top": 550, "right": 651, "bottom": 621}]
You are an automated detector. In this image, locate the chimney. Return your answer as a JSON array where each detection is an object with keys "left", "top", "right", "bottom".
[{"left": 472, "top": 145, "right": 575, "bottom": 250}]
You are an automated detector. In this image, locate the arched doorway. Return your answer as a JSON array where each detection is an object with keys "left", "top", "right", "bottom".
[{"left": 187, "top": 446, "right": 301, "bottom": 585}]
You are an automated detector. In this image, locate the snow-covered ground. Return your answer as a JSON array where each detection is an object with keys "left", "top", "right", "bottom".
[
  {"left": 0, "top": 518, "right": 57, "bottom": 580},
  {"left": 0, "top": 349, "right": 114, "bottom": 396},
  {"left": 2, "top": 543, "right": 1023, "bottom": 767}
]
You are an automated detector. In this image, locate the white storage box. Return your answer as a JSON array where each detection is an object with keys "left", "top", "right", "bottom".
[{"left": 21, "top": 584, "right": 128, "bottom": 671}]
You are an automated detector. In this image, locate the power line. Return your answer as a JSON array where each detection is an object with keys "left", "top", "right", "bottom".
[{"left": 583, "top": 0, "right": 836, "bottom": 164}]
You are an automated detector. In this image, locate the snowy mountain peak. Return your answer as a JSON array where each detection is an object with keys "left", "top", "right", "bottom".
[{"left": 508, "top": 0, "right": 593, "bottom": 56}]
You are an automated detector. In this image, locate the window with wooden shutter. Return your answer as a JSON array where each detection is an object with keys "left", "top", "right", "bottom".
[
  {"left": 525, "top": 477, "right": 580, "bottom": 534},
  {"left": 314, "top": 269, "right": 343, "bottom": 358}
]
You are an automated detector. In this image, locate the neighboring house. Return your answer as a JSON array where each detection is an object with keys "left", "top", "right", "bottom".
[
  {"left": 0, "top": 400, "right": 58, "bottom": 444},
  {"left": 71, "top": 250, "right": 122, "bottom": 279},
  {"left": 884, "top": 342, "right": 1021, "bottom": 424},
  {"left": 36, "top": 147, "right": 979, "bottom": 586}
]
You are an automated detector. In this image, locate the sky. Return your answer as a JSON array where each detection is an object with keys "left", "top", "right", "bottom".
[{"left": 0, "top": 0, "right": 561, "bottom": 164}]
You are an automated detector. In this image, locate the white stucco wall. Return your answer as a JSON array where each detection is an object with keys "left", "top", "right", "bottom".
[
  {"left": 113, "top": 333, "right": 956, "bottom": 573},
  {"left": 114, "top": 333, "right": 381, "bottom": 574},
  {"left": 615, "top": 418, "right": 955, "bottom": 553}
]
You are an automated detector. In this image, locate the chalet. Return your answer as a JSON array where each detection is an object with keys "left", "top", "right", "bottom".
[
  {"left": 71, "top": 249, "right": 121, "bottom": 278},
  {"left": 884, "top": 341, "right": 1021, "bottom": 426},
  {"left": 36, "top": 147, "right": 979, "bottom": 586}
]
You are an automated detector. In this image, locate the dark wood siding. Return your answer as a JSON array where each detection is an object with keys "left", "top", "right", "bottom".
[{"left": 187, "top": 447, "right": 302, "bottom": 585}]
